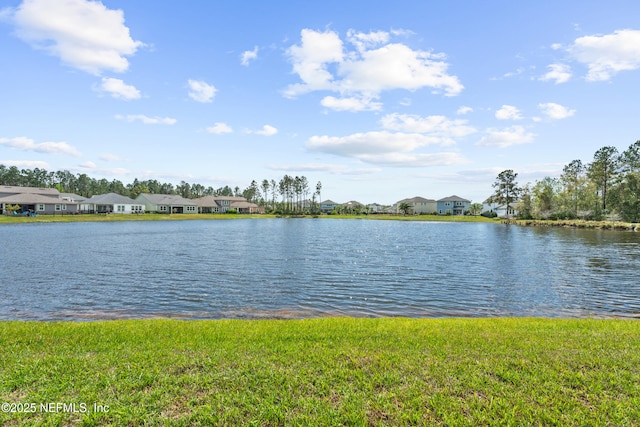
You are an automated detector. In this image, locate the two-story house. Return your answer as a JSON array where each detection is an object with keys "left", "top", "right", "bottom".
[
  {"left": 395, "top": 196, "right": 437, "bottom": 215},
  {"left": 437, "top": 195, "right": 471, "bottom": 215}
]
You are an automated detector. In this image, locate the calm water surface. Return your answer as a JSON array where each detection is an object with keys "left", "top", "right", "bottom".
[{"left": 1, "top": 218, "right": 639, "bottom": 320}]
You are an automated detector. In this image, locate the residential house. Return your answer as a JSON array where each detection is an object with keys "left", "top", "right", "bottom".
[
  {"left": 482, "top": 197, "right": 518, "bottom": 218},
  {"left": 230, "top": 201, "right": 262, "bottom": 214},
  {"left": 80, "top": 193, "right": 145, "bottom": 214},
  {"left": 340, "top": 200, "right": 365, "bottom": 214},
  {"left": 0, "top": 185, "right": 78, "bottom": 214},
  {"left": 366, "top": 203, "right": 386, "bottom": 214},
  {"left": 320, "top": 199, "right": 338, "bottom": 213},
  {"left": 136, "top": 193, "right": 198, "bottom": 214},
  {"left": 60, "top": 193, "right": 85, "bottom": 203},
  {"left": 437, "top": 195, "right": 471, "bottom": 215},
  {"left": 192, "top": 195, "right": 250, "bottom": 213},
  {"left": 395, "top": 196, "right": 437, "bottom": 215}
]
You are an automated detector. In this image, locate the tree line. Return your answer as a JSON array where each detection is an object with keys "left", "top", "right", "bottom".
[
  {"left": 0, "top": 165, "right": 322, "bottom": 214},
  {"left": 491, "top": 140, "right": 640, "bottom": 222}
]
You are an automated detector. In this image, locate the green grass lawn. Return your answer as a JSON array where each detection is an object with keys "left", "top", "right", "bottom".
[
  {"left": 1, "top": 318, "right": 639, "bottom": 426},
  {"left": 0, "top": 213, "right": 497, "bottom": 225},
  {"left": 0, "top": 213, "right": 269, "bottom": 224}
]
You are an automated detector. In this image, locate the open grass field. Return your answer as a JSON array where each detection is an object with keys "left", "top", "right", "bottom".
[{"left": 1, "top": 318, "right": 639, "bottom": 426}]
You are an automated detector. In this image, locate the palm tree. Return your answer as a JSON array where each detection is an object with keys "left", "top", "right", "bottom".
[{"left": 399, "top": 202, "right": 412, "bottom": 215}]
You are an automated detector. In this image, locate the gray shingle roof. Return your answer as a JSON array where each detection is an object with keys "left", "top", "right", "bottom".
[
  {"left": 192, "top": 195, "right": 247, "bottom": 207},
  {"left": 138, "top": 193, "right": 197, "bottom": 206},
  {"left": 397, "top": 196, "right": 436, "bottom": 204},
  {"left": 437, "top": 195, "right": 470, "bottom": 202},
  {"left": 0, "top": 193, "right": 66, "bottom": 204},
  {"left": 82, "top": 193, "right": 139, "bottom": 205},
  {"left": 0, "top": 185, "right": 60, "bottom": 196}
]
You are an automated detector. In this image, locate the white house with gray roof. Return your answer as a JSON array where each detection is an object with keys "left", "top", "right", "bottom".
[
  {"left": 136, "top": 193, "right": 198, "bottom": 214},
  {"left": 80, "top": 193, "right": 144, "bottom": 214}
]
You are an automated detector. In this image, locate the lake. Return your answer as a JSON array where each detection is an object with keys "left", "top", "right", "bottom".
[{"left": 1, "top": 218, "right": 639, "bottom": 320}]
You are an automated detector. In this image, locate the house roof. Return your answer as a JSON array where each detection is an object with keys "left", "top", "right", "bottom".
[
  {"left": 0, "top": 185, "right": 60, "bottom": 196},
  {"left": 397, "top": 196, "right": 436, "bottom": 204},
  {"left": 192, "top": 195, "right": 247, "bottom": 207},
  {"left": 192, "top": 195, "right": 221, "bottom": 207},
  {"left": 0, "top": 193, "right": 71, "bottom": 204},
  {"left": 60, "top": 192, "right": 85, "bottom": 202},
  {"left": 320, "top": 199, "right": 338, "bottom": 205},
  {"left": 438, "top": 195, "right": 471, "bottom": 203},
  {"left": 82, "top": 193, "right": 140, "bottom": 205},
  {"left": 230, "top": 201, "right": 259, "bottom": 209},
  {"left": 138, "top": 193, "right": 197, "bottom": 206}
]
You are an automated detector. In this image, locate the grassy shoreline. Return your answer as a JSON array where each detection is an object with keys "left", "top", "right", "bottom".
[
  {"left": 1, "top": 318, "right": 639, "bottom": 425},
  {"left": 0, "top": 212, "right": 497, "bottom": 225},
  {"left": 513, "top": 218, "right": 638, "bottom": 231}
]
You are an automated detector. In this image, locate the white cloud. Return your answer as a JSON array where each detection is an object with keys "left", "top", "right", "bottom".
[
  {"left": 206, "top": 122, "right": 233, "bottom": 134},
  {"left": 79, "top": 160, "right": 96, "bottom": 169},
  {"left": 567, "top": 29, "right": 640, "bottom": 81},
  {"left": 306, "top": 131, "right": 468, "bottom": 167},
  {"left": 284, "top": 29, "right": 344, "bottom": 96},
  {"left": 456, "top": 106, "right": 473, "bottom": 115},
  {"left": 476, "top": 126, "right": 535, "bottom": 148},
  {"left": 0, "top": 136, "right": 82, "bottom": 157},
  {"left": 346, "top": 29, "right": 390, "bottom": 52},
  {"left": 538, "top": 102, "right": 575, "bottom": 120},
  {"left": 380, "top": 113, "right": 476, "bottom": 144},
  {"left": 339, "top": 42, "right": 463, "bottom": 96},
  {"left": 307, "top": 131, "right": 441, "bottom": 157},
  {"left": 115, "top": 114, "right": 176, "bottom": 125},
  {"left": 10, "top": 0, "right": 143, "bottom": 75},
  {"left": 254, "top": 125, "right": 278, "bottom": 136},
  {"left": 0, "top": 159, "right": 49, "bottom": 169},
  {"left": 357, "top": 152, "right": 468, "bottom": 167},
  {"left": 267, "top": 163, "right": 382, "bottom": 175},
  {"left": 99, "top": 153, "right": 122, "bottom": 162},
  {"left": 241, "top": 46, "right": 258, "bottom": 66},
  {"left": 284, "top": 28, "right": 463, "bottom": 103},
  {"left": 495, "top": 105, "right": 522, "bottom": 120},
  {"left": 187, "top": 79, "right": 217, "bottom": 103},
  {"left": 540, "top": 63, "right": 572, "bottom": 84},
  {"left": 320, "top": 96, "right": 382, "bottom": 112},
  {"left": 98, "top": 77, "right": 141, "bottom": 100}
]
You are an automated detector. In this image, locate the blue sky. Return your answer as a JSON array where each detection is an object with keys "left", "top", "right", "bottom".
[{"left": 1, "top": 0, "right": 639, "bottom": 205}]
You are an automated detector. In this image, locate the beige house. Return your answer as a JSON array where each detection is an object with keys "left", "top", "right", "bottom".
[
  {"left": 192, "top": 195, "right": 252, "bottom": 213},
  {"left": 395, "top": 196, "right": 437, "bottom": 214}
]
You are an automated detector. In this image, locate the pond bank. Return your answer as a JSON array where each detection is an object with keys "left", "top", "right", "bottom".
[
  {"left": 0, "top": 212, "right": 498, "bottom": 225},
  {"left": 512, "top": 218, "right": 638, "bottom": 231}
]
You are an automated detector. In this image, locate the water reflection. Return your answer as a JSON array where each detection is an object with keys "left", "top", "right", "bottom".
[{"left": 1, "top": 219, "right": 639, "bottom": 320}]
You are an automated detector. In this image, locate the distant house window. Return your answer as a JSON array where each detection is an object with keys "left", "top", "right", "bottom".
[
  {"left": 159, "top": 205, "right": 167, "bottom": 212},
  {"left": 62, "top": 204, "right": 67, "bottom": 210},
  {"left": 117, "top": 205, "right": 125, "bottom": 212},
  {"left": 37, "top": 204, "right": 45, "bottom": 211},
  {"left": 186, "top": 206, "right": 196, "bottom": 212},
  {"left": 55, "top": 204, "right": 61, "bottom": 211}
]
